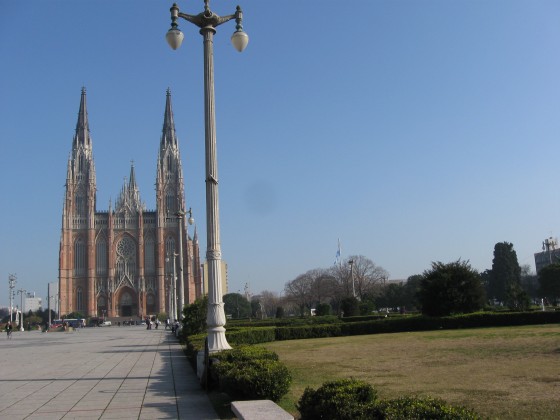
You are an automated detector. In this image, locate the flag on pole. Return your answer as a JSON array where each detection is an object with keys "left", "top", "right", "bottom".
[{"left": 334, "top": 238, "right": 341, "bottom": 266}]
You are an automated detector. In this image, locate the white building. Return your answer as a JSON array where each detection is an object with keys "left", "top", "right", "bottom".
[{"left": 24, "top": 292, "right": 42, "bottom": 312}]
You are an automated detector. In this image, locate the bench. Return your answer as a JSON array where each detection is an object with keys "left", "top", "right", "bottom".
[{"left": 231, "top": 400, "right": 294, "bottom": 420}]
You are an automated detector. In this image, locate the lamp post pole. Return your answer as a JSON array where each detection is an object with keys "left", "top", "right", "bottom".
[
  {"left": 176, "top": 208, "right": 194, "bottom": 319},
  {"left": 17, "top": 289, "right": 26, "bottom": 331},
  {"left": 349, "top": 259, "right": 356, "bottom": 298},
  {"left": 166, "top": 1, "right": 248, "bottom": 353},
  {"left": 9, "top": 274, "right": 16, "bottom": 323}
]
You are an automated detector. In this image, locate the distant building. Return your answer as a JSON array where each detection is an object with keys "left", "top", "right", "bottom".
[
  {"left": 534, "top": 249, "right": 560, "bottom": 273},
  {"left": 24, "top": 292, "right": 42, "bottom": 312},
  {"left": 534, "top": 239, "right": 560, "bottom": 273},
  {"left": 202, "top": 261, "right": 228, "bottom": 297}
]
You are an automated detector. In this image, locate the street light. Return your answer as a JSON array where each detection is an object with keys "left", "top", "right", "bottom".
[
  {"left": 9, "top": 274, "right": 16, "bottom": 323},
  {"left": 176, "top": 207, "right": 194, "bottom": 319},
  {"left": 166, "top": 252, "right": 179, "bottom": 320},
  {"left": 348, "top": 260, "right": 356, "bottom": 298},
  {"left": 166, "top": 1, "right": 248, "bottom": 352},
  {"left": 17, "top": 288, "right": 26, "bottom": 331}
]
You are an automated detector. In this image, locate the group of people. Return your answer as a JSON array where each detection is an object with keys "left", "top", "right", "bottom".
[
  {"left": 145, "top": 316, "right": 160, "bottom": 329},
  {"left": 165, "top": 318, "right": 180, "bottom": 333},
  {"left": 144, "top": 317, "right": 181, "bottom": 333}
]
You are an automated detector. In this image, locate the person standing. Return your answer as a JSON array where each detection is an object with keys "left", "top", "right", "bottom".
[{"left": 6, "top": 322, "right": 13, "bottom": 339}]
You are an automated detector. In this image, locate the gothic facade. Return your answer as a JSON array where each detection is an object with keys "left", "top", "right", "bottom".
[{"left": 59, "top": 88, "right": 202, "bottom": 319}]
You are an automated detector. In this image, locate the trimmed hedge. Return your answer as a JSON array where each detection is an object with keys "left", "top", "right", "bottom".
[
  {"left": 211, "top": 346, "right": 291, "bottom": 402},
  {"left": 297, "top": 378, "right": 378, "bottom": 420},
  {"left": 182, "top": 311, "right": 560, "bottom": 363},
  {"left": 297, "top": 379, "right": 481, "bottom": 420},
  {"left": 378, "top": 396, "right": 481, "bottom": 419}
]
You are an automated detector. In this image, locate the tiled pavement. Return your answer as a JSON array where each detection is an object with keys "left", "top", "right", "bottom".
[{"left": 0, "top": 326, "right": 219, "bottom": 419}]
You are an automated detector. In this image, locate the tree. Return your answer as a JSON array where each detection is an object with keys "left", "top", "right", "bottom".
[
  {"left": 284, "top": 271, "right": 315, "bottom": 316},
  {"left": 538, "top": 263, "right": 560, "bottom": 305},
  {"left": 418, "top": 260, "right": 486, "bottom": 317},
  {"left": 331, "top": 256, "right": 388, "bottom": 301},
  {"left": 403, "top": 274, "right": 423, "bottom": 311},
  {"left": 315, "top": 303, "right": 331, "bottom": 316},
  {"left": 308, "top": 269, "right": 338, "bottom": 306},
  {"left": 223, "top": 293, "right": 251, "bottom": 319},
  {"left": 255, "top": 290, "right": 282, "bottom": 318},
  {"left": 182, "top": 295, "right": 207, "bottom": 335},
  {"left": 340, "top": 296, "right": 360, "bottom": 317},
  {"left": 488, "top": 242, "right": 521, "bottom": 306},
  {"left": 520, "top": 264, "right": 539, "bottom": 300}
]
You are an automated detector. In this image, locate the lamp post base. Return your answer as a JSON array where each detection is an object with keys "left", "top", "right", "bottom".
[{"left": 207, "top": 326, "right": 232, "bottom": 353}]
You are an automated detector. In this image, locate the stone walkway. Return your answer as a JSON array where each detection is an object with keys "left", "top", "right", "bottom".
[{"left": 0, "top": 326, "right": 219, "bottom": 419}]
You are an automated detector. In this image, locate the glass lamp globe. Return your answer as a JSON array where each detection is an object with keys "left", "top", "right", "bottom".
[
  {"left": 231, "top": 30, "right": 249, "bottom": 52},
  {"left": 166, "top": 28, "right": 184, "bottom": 50}
]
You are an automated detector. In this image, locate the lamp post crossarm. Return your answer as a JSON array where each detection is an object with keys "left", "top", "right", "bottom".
[{"left": 178, "top": 11, "right": 236, "bottom": 29}]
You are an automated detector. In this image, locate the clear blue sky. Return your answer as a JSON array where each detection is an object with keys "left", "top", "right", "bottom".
[{"left": 1, "top": 1, "right": 560, "bottom": 306}]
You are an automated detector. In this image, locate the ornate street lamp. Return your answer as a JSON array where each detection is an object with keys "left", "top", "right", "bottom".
[
  {"left": 176, "top": 207, "right": 194, "bottom": 319},
  {"left": 166, "top": 1, "right": 248, "bottom": 352},
  {"left": 17, "top": 288, "right": 26, "bottom": 331}
]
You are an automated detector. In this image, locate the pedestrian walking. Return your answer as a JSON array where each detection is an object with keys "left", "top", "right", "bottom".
[{"left": 6, "top": 322, "right": 13, "bottom": 339}]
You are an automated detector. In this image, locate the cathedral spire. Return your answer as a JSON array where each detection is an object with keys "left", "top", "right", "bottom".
[
  {"left": 161, "top": 88, "right": 178, "bottom": 149},
  {"left": 129, "top": 161, "right": 137, "bottom": 190},
  {"left": 73, "top": 87, "right": 92, "bottom": 151}
]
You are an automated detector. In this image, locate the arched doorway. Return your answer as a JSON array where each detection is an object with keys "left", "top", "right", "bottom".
[
  {"left": 97, "top": 296, "right": 107, "bottom": 318},
  {"left": 118, "top": 288, "right": 137, "bottom": 317}
]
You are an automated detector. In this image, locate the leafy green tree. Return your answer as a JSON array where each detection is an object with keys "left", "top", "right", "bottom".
[
  {"left": 403, "top": 274, "right": 423, "bottom": 310},
  {"left": 315, "top": 303, "right": 331, "bottom": 316},
  {"left": 223, "top": 293, "right": 251, "bottom": 319},
  {"left": 488, "top": 242, "right": 521, "bottom": 306},
  {"left": 418, "top": 260, "right": 486, "bottom": 316},
  {"left": 182, "top": 295, "right": 208, "bottom": 335},
  {"left": 538, "top": 263, "right": 560, "bottom": 305},
  {"left": 340, "top": 296, "right": 360, "bottom": 317},
  {"left": 359, "top": 299, "right": 376, "bottom": 315}
]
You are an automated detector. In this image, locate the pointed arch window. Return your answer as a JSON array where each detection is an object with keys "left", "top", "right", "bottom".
[
  {"left": 76, "top": 287, "right": 83, "bottom": 311},
  {"left": 75, "top": 193, "right": 86, "bottom": 216},
  {"left": 165, "top": 237, "right": 175, "bottom": 275},
  {"left": 96, "top": 239, "right": 108, "bottom": 275},
  {"left": 144, "top": 237, "right": 155, "bottom": 275},
  {"left": 167, "top": 154, "right": 173, "bottom": 173},
  {"left": 74, "top": 237, "right": 86, "bottom": 276},
  {"left": 166, "top": 191, "right": 176, "bottom": 214}
]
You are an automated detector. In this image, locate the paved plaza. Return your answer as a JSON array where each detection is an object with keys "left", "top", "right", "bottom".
[{"left": 0, "top": 326, "right": 219, "bottom": 419}]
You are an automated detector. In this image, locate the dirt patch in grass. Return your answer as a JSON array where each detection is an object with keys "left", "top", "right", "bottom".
[{"left": 265, "top": 324, "right": 560, "bottom": 419}]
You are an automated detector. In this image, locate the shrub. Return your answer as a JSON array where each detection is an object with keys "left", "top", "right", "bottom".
[
  {"left": 182, "top": 296, "right": 208, "bottom": 336},
  {"left": 297, "top": 379, "right": 378, "bottom": 420},
  {"left": 226, "top": 326, "right": 276, "bottom": 345},
  {"left": 297, "top": 379, "right": 482, "bottom": 420},
  {"left": 377, "top": 396, "right": 482, "bottom": 419},
  {"left": 212, "top": 346, "right": 291, "bottom": 402}
]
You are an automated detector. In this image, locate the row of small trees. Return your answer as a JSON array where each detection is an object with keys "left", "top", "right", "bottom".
[{"left": 241, "top": 242, "right": 559, "bottom": 319}]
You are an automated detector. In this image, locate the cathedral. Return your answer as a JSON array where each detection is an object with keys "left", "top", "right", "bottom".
[{"left": 58, "top": 88, "right": 202, "bottom": 319}]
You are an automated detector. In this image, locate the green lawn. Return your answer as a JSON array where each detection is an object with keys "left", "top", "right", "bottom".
[{"left": 263, "top": 324, "right": 560, "bottom": 419}]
